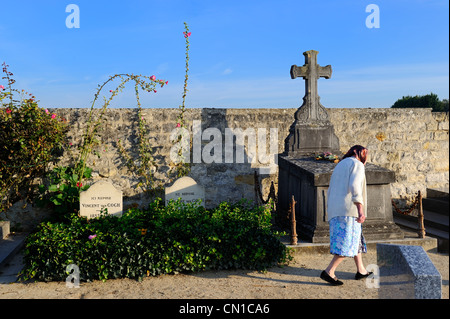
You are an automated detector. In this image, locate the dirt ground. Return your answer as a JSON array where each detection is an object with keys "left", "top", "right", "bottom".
[{"left": 0, "top": 247, "right": 448, "bottom": 300}]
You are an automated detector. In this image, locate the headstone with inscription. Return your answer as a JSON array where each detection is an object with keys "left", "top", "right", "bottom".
[
  {"left": 80, "top": 180, "right": 123, "bottom": 219},
  {"left": 165, "top": 176, "right": 205, "bottom": 207}
]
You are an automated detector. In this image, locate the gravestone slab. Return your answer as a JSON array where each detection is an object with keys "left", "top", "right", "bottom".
[
  {"left": 377, "top": 243, "right": 442, "bottom": 299},
  {"left": 80, "top": 180, "right": 123, "bottom": 219},
  {"left": 165, "top": 176, "right": 205, "bottom": 207}
]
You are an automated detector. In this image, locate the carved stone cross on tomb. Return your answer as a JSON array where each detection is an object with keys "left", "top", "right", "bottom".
[
  {"left": 284, "top": 49, "right": 339, "bottom": 157},
  {"left": 290, "top": 50, "right": 332, "bottom": 123}
]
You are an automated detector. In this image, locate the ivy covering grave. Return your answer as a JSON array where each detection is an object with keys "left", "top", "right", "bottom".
[{"left": 19, "top": 199, "right": 292, "bottom": 282}]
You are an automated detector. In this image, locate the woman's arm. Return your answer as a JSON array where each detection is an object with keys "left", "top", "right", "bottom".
[{"left": 349, "top": 161, "right": 365, "bottom": 204}]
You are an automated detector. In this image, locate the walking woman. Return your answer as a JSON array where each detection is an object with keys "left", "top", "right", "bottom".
[{"left": 320, "top": 145, "right": 372, "bottom": 286}]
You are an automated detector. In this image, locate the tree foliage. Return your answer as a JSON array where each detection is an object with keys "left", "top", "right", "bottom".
[{"left": 391, "top": 93, "right": 449, "bottom": 112}]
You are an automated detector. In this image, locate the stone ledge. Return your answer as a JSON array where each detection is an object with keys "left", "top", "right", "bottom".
[
  {"left": 283, "top": 235, "right": 437, "bottom": 256},
  {"left": 279, "top": 156, "right": 396, "bottom": 186},
  {"left": 0, "top": 232, "right": 28, "bottom": 270}
]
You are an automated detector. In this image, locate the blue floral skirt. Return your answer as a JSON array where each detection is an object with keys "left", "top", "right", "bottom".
[{"left": 329, "top": 216, "right": 367, "bottom": 257}]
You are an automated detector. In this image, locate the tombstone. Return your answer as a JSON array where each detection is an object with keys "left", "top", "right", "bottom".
[
  {"left": 278, "top": 50, "right": 404, "bottom": 243},
  {"left": 285, "top": 50, "right": 340, "bottom": 157},
  {"left": 377, "top": 243, "right": 442, "bottom": 299},
  {"left": 165, "top": 176, "right": 205, "bottom": 207},
  {"left": 80, "top": 180, "right": 123, "bottom": 219}
]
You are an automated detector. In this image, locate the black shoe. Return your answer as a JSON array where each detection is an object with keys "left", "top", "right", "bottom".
[
  {"left": 320, "top": 270, "right": 344, "bottom": 286},
  {"left": 355, "top": 271, "right": 373, "bottom": 280}
]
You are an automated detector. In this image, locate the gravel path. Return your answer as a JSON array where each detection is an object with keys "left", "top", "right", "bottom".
[{"left": 0, "top": 248, "right": 447, "bottom": 299}]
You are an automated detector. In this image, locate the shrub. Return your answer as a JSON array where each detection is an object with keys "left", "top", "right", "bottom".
[
  {"left": 19, "top": 199, "right": 292, "bottom": 282},
  {"left": 0, "top": 63, "right": 68, "bottom": 212}
]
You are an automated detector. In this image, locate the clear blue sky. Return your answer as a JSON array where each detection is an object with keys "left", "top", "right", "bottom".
[{"left": 1, "top": 0, "right": 448, "bottom": 109}]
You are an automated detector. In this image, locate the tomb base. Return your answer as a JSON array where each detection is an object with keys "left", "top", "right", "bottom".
[{"left": 278, "top": 155, "right": 404, "bottom": 243}]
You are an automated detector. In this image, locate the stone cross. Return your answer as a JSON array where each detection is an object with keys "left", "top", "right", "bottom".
[
  {"left": 284, "top": 49, "right": 339, "bottom": 157},
  {"left": 290, "top": 50, "right": 332, "bottom": 122}
]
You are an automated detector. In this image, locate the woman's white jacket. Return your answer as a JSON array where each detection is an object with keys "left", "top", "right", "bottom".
[{"left": 326, "top": 157, "right": 367, "bottom": 221}]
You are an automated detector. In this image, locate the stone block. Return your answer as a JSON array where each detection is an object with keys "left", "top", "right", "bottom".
[
  {"left": 0, "top": 221, "right": 10, "bottom": 240},
  {"left": 434, "top": 131, "right": 449, "bottom": 141},
  {"left": 438, "top": 121, "right": 449, "bottom": 130},
  {"left": 377, "top": 243, "right": 441, "bottom": 299}
]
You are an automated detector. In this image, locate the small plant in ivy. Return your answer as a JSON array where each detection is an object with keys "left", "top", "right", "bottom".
[{"left": 35, "top": 165, "right": 92, "bottom": 222}]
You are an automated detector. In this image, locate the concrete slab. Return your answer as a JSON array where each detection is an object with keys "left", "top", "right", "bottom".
[
  {"left": 0, "top": 232, "right": 28, "bottom": 270},
  {"left": 0, "top": 251, "right": 24, "bottom": 284}
]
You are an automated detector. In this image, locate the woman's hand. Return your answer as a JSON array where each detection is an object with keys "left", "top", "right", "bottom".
[{"left": 355, "top": 202, "right": 366, "bottom": 223}]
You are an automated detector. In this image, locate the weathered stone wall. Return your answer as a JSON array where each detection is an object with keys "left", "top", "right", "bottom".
[
  {"left": 329, "top": 108, "right": 449, "bottom": 202},
  {"left": 2, "top": 107, "right": 448, "bottom": 230},
  {"left": 54, "top": 107, "right": 448, "bottom": 204}
]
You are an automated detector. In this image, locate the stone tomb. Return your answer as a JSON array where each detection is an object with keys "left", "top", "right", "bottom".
[
  {"left": 278, "top": 49, "right": 404, "bottom": 243},
  {"left": 165, "top": 176, "right": 205, "bottom": 207},
  {"left": 278, "top": 157, "right": 404, "bottom": 242},
  {"left": 80, "top": 180, "right": 123, "bottom": 219},
  {"left": 377, "top": 243, "right": 442, "bottom": 299}
]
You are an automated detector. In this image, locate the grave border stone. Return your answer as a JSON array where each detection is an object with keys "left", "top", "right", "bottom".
[
  {"left": 377, "top": 243, "right": 442, "bottom": 299},
  {"left": 0, "top": 221, "right": 10, "bottom": 240}
]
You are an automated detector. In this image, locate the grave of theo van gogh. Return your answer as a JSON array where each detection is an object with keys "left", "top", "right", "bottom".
[
  {"left": 278, "top": 50, "right": 404, "bottom": 243},
  {"left": 165, "top": 176, "right": 205, "bottom": 207}
]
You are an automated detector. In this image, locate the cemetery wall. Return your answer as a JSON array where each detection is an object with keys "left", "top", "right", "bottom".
[
  {"left": 53, "top": 107, "right": 448, "bottom": 206},
  {"left": 2, "top": 107, "right": 448, "bottom": 230}
]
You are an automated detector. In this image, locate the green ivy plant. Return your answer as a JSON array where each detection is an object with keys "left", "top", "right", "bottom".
[{"left": 19, "top": 199, "right": 292, "bottom": 282}]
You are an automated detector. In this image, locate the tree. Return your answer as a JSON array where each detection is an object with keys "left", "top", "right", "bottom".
[
  {"left": 391, "top": 93, "right": 449, "bottom": 112},
  {"left": 441, "top": 99, "right": 449, "bottom": 112}
]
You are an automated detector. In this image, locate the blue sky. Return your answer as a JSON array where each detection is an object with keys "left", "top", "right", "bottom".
[{"left": 0, "top": 0, "right": 448, "bottom": 109}]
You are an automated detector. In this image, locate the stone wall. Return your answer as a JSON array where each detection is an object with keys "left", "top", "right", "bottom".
[
  {"left": 1, "top": 107, "right": 448, "bottom": 230},
  {"left": 329, "top": 108, "right": 449, "bottom": 202}
]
